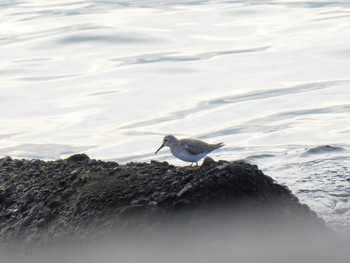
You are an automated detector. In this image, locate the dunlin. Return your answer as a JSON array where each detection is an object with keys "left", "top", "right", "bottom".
[{"left": 155, "top": 135, "right": 224, "bottom": 165}]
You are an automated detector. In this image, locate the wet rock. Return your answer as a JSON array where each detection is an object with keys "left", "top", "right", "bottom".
[
  {"left": 0, "top": 192, "right": 5, "bottom": 204},
  {"left": 177, "top": 183, "right": 192, "bottom": 198},
  {"left": 37, "top": 211, "right": 55, "bottom": 227},
  {"left": 27, "top": 205, "right": 40, "bottom": 218},
  {"left": 44, "top": 212, "right": 55, "bottom": 223},
  {"left": 13, "top": 160, "right": 24, "bottom": 168},
  {"left": 16, "top": 185, "right": 25, "bottom": 192},
  {"left": 151, "top": 192, "right": 165, "bottom": 203},
  {"left": 37, "top": 219, "right": 46, "bottom": 228},
  {"left": 0, "top": 156, "right": 12, "bottom": 163},
  {"left": 163, "top": 193, "right": 177, "bottom": 203},
  {"left": 19, "top": 192, "right": 33, "bottom": 205},
  {"left": 230, "top": 164, "right": 244, "bottom": 175},
  {"left": 70, "top": 169, "right": 80, "bottom": 175},
  {"left": 201, "top": 156, "right": 216, "bottom": 166},
  {"left": 61, "top": 189, "right": 74, "bottom": 200},
  {"left": 130, "top": 198, "right": 149, "bottom": 206},
  {"left": 66, "top": 153, "right": 90, "bottom": 162},
  {"left": 0, "top": 155, "right": 330, "bottom": 246},
  {"left": 20, "top": 216, "right": 35, "bottom": 229},
  {"left": 30, "top": 159, "right": 42, "bottom": 166},
  {"left": 5, "top": 203, "right": 19, "bottom": 216},
  {"left": 47, "top": 199, "right": 61, "bottom": 210}
]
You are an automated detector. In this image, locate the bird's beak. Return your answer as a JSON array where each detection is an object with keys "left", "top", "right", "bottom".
[{"left": 155, "top": 144, "right": 164, "bottom": 154}]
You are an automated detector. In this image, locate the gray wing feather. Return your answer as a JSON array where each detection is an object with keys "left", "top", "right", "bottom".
[{"left": 180, "top": 139, "right": 224, "bottom": 155}]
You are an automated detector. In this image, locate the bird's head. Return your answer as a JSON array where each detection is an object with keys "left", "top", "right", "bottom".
[{"left": 155, "top": 135, "right": 177, "bottom": 154}]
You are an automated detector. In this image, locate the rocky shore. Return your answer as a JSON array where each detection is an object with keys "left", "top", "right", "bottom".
[{"left": 0, "top": 154, "right": 328, "bottom": 246}]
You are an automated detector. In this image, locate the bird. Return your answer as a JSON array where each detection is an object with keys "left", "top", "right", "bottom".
[{"left": 155, "top": 135, "right": 224, "bottom": 166}]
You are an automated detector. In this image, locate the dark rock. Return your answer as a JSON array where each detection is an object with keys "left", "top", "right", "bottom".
[
  {"left": 16, "top": 185, "right": 25, "bottom": 192},
  {"left": 32, "top": 173, "right": 41, "bottom": 178},
  {"left": 14, "top": 160, "right": 24, "bottom": 168},
  {"left": 66, "top": 153, "right": 90, "bottom": 162},
  {"left": 177, "top": 183, "right": 192, "bottom": 198},
  {"left": 163, "top": 193, "right": 177, "bottom": 203},
  {"left": 88, "top": 159, "right": 98, "bottom": 165},
  {"left": 150, "top": 160, "right": 169, "bottom": 166},
  {"left": 0, "top": 192, "right": 5, "bottom": 204},
  {"left": 20, "top": 216, "right": 34, "bottom": 229},
  {"left": 70, "top": 169, "right": 80, "bottom": 175},
  {"left": 61, "top": 189, "right": 74, "bottom": 200},
  {"left": 201, "top": 156, "right": 216, "bottom": 166},
  {"left": 58, "top": 180, "right": 66, "bottom": 188},
  {"left": 151, "top": 192, "right": 165, "bottom": 203},
  {"left": 5, "top": 203, "right": 19, "bottom": 216},
  {"left": 47, "top": 199, "right": 61, "bottom": 209},
  {"left": 130, "top": 198, "right": 149, "bottom": 206},
  {"left": 27, "top": 206, "right": 40, "bottom": 218},
  {"left": 37, "top": 219, "right": 46, "bottom": 227},
  {"left": 19, "top": 192, "right": 33, "bottom": 205},
  {"left": 0, "top": 156, "right": 330, "bottom": 246},
  {"left": 229, "top": 163, "right": 245, "bottom": 175},
  {"left": 30, "top": 159, "right": 41, "bottom": 165},
  {"left": 44, "top": 212, "right": 55, "bottom": 223},
  {"left": 0, "top": 156, "right": 12, "bottom": 163}
]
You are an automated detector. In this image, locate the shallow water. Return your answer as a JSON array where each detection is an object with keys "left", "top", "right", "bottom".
[{"left": 1, "top": 0, "right": 350, "bottom": 231}]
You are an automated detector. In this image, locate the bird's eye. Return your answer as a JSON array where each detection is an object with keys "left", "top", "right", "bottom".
[{"left": 164, "top": 139, "right": 167, "bottom": 142}]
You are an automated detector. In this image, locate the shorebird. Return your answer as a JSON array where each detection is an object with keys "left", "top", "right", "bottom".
[{"left": 155, "top": 135, "right": 224, "bottom": 165}]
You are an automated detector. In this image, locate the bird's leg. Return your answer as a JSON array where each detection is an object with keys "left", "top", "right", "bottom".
[
  {"left": 195, "top": 162, "right": 198, "bottom": 166},
  {"left": 190, "top": 162, "right": 194, "bottom": 166}
]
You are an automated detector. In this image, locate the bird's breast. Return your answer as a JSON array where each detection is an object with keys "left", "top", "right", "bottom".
[{"left": 171, "top": 147, "right": 207, "bottom": 162}]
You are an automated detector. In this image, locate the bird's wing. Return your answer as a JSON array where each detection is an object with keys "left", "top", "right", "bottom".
[{"left": 180, "top": 139, "right": 211, "bottom": 155}]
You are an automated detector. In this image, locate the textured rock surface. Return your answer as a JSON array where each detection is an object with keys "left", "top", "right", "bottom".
[{"left": 0, "top": 155, "right": 327, "bottom": 246}]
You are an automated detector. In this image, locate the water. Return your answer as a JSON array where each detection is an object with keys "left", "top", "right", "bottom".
[{"left": 1, "top": 0, "right": 350, "bottom": 232}]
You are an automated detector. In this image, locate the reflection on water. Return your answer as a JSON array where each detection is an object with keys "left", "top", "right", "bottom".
[
  {"left": 113, "top": 46, "right": 270, "bottom": 67},
  {"left": 1, "top": 0, "right": 350, "bottom": 231}
]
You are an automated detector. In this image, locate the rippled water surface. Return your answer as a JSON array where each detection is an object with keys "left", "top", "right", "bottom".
[{"left": 1, "top": 0, "right": 350, "bottom": 231}]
